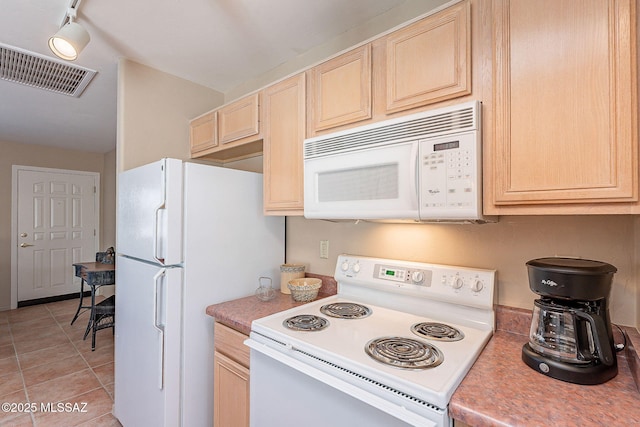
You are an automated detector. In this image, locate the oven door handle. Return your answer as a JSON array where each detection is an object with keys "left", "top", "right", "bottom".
[{"left": 245, "top": 337, "right": 441, "bottom": 427}]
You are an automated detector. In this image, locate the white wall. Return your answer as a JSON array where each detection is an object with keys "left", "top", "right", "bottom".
[{"left": 117, "top": 59, "right": 224, "bottom": 172}]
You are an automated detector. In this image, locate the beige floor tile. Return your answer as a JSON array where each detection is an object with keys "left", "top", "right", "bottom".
[
  {"left": 0, "top": 343, "right": 16, "bottom": 360},
  {"left": 55, "top": 313, "right": 87, "bottom": 328},
  {"left": 0, "top": 324, "right": 12, "bottom": 346},
  {"left": 32, "top": 387, "right": 113, "bottom": 427},
  {"left": 102, "top": 382, "right": 114, "bottom": 400},
  {"left": 0, "top": 413, "right": 34, "bottom": 427},
  {"left": 22, "top": 354, "right": 89, "bottom": 388},
  {"left": 79, "top": 344, "right": 113, "bottom": 368},
  {"left": 61, "top": 323, "right": 92, "bottom": 343},
  {"left": 13, "top": 333, "right": 72, "bottom": 355},
  {"left": 11, "top": 324, "right": 67, "bottom": 344},
  {"left": 9, "top": 318, "right": 57, "bottom": 335},
  {"left": 0, "top": 389, "right": 31, "bottom": 426},
  {"left": 46, "top": 299, "right": 83, "bottom": 317},
  {"left": 77, "top": 412, "right": 122, "bottom": 427},
  {"left": 73, "top": 330, "right": 114, "bottom": 353},
  {"left": 26, "top": 369, "right": 101, "bottom": 404},
  {"left": 0, "top": 371, "right": 25, "bottom": 397},
  {"left": 92, "top": 362, "right": 114, "bottom": 386},
  {"left": 17, "top": 343, "right": 80, "bottom": 371},
  {"left": 0, "top": 355, "right": 20, "bottom": 377},
  {"left": 7, "top": 306, "right": 52, "bottom": 324}
]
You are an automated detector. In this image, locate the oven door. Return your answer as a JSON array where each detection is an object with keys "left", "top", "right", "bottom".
[
  {"left": 303, "top": 141, "right": 419, "bottom": 220},
  {"left": 246, "top": 337, "right": 449, "bottom": 427}
]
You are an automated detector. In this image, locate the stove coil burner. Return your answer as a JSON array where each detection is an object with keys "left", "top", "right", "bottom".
[
  {"left": 411, "top": 322, "right": 464, "bottom": 342},
  {"left": 365, "top": 337, "right": 444, "bottom": 370},
  {"left": 319, "top": 302, "right": 372, "bottom": 319},
  {"left": 282, "top": 314, "right": 329, "bottom": 332}
]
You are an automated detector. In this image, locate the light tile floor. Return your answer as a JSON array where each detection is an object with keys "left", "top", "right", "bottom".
[{"left": 0, "top": 297, "right": 121, "bottom": 426}]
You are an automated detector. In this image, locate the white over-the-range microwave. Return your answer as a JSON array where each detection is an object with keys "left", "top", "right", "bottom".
[{"left": 303, "top": 100, "right": 496, "bottom": 223}]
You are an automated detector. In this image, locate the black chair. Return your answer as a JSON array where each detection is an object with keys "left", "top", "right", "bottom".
[{"left": 91, "top": 295, "right": 115, "bottom": 351}]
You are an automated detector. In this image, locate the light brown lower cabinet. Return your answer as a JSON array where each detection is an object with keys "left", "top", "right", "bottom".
[{"left": 213, "top": 322, "right": 250, "bottom": 427}]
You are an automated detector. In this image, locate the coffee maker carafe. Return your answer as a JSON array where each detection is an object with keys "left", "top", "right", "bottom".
[{"left": 522, "top": 257, "right": 619, "bottom": 385}]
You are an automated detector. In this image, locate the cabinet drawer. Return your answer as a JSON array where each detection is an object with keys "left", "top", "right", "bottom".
[{"left": 214, "top": 322, "right": 250, "bottom": 368}]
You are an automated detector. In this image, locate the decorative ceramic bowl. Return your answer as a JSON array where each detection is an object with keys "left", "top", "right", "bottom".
[{"left": 287, "top": 278, "right": 322, "bottom": 302}]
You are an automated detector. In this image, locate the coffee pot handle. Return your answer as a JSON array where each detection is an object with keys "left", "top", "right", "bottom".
[{"left": 574, "top": 310, "right": 615, "bottom": 366}]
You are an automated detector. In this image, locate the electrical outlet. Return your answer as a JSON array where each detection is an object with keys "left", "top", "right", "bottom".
[{"left": 320, "top": 240, "right": 329, "bottom": 259}]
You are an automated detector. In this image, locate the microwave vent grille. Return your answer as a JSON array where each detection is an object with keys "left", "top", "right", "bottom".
[{"left": 305, "top": 103, "right": 477, "bottom": 159}]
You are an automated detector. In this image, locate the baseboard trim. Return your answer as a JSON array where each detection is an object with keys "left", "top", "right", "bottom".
[{"left": 17, "top": 291, "right": 90, "bottom": 308}]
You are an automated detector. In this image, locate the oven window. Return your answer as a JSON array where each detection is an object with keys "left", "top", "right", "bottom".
[{"left": 318, "top": 163, "right": 398, "bottom": 202}]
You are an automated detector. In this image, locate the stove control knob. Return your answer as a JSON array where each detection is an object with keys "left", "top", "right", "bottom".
[
  {"left": 353, "top": 262, "right": 361, "bottom": 273},
  {"left": 450, "top": 276, "right": 464, "bottom": 289},
  {"left": 341, "top": 261, "right": 350, "bottom": 272},
  {"left": 411, "top": 271, "right": 424, "bottom": 284},
  {"left": 469, "top": 278, "right": 484, "bottom": 293}
]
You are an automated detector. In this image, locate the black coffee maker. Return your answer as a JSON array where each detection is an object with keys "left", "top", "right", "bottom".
[{"left": 522, "top": 257, "right": 619, "bottom": 385}]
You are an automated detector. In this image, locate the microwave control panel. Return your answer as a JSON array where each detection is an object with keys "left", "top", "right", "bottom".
[{"left": 419, "top": 130, "right": 481, "bottom": 220}]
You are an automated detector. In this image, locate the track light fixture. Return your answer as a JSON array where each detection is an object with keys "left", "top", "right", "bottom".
[{"left": 49, "top": 0, "right": 90, "bottom": 61}]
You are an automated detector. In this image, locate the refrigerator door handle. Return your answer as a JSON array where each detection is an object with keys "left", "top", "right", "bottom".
[
  {"left": 153, "top": 203, "right": 166, "bottom": 265},
  {"left": 153, "top": 269, "right": 166, "bottom": 390}
]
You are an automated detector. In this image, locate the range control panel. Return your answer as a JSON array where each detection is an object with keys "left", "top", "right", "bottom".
[{"left": 336, "top": 254, "right": 496, "bottom": 309}]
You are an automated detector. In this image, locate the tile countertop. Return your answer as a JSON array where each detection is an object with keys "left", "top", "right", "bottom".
[
  {"left": 450, "top": 306, "right": 640, "bottom": 426},
  {"left": 205, "top": 273, "right": 337, "bottom": 335},
  {"left": 206, "top": 282, "right": 640, "bottom": 426}
]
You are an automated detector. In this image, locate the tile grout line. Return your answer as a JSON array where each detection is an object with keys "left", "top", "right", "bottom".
[{"left": 8, "top": 310, "right": 36, "bottom": 427}]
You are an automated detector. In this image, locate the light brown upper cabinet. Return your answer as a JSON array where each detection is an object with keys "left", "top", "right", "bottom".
[
  {"left": 263, "top": 74, "right": 306, "bottom": 215},
  {"left": 189, "top": 93, "right": 263, "bottom": 163},
  {"left": 383, "top": 0, "right": 471, "bottom": 114},
  {"left": 218, "top": 93, "right": 261, "bottom": 145},
  {"left": 487, "top": 0, "right": 638, "bottom": 214},
  {"left": 189, "top": 111, "right": 217, "bottom": 155},
  {"left": 309, "top": 44, "right": 372, "bottom": 133}
]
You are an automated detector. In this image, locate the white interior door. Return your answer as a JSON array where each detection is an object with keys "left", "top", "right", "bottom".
[{"left": 13, "top": 166, "right": 99, "bottom": 303}]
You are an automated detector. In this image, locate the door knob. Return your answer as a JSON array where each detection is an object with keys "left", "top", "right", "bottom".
[
  {"left": 20, "top": 233, "right": 27, "bottom": 238},
  {"left": 20, "top": 243, "right": 34, "bottom": 248}
]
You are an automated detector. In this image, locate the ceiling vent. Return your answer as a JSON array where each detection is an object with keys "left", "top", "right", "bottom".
[{"left": 0, "top": 43, "right": 96, "bottom": 97}]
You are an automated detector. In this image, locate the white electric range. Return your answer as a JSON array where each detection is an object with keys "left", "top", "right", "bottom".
[{"left": 246, "top": 254, "right": 496, "bottom": 427}]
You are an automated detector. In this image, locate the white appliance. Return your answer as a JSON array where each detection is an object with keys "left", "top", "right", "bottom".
[
  {"left": 114, "top": 158, "right": 284, "bottom": 427},
  {"left": 304, "top": 100, "right": 494, "bottom": 223},
  {"left": 246, "top": 254, "right": 496, "bottom": 427}
]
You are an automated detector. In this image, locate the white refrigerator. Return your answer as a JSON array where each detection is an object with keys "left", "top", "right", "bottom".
[{"left": 113, "top": 158, "right": 285, "bottom": 427}]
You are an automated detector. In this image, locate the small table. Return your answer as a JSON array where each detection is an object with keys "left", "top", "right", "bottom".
[{"left": 71, "top": 261, "right": 116, "bottom": 350}]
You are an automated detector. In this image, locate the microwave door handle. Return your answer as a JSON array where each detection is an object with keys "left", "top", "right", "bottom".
[{"left": 410, "top": 143, "right": 419, "bottom": 206}]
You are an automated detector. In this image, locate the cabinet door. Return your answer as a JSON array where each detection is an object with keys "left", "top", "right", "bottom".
[
  {"left": 491, "top": 0, "right": 638, "bottom": 207},
  {"left": 189, "top": 111, "right": 217, "bottom": 154},
  {"left": 263, "top": 74, "right": 306, "bottom": 215},
  {"left": 384, "top": 0, "right": 471, "bottom": 113},
  {"left": 218, "top": 93, "right": 260, "bottom": 145},
  {"left": 214, "top": 351, "right": 249, "bottom": 427},
  {"left": 310, "top": 44, "right": 372, "bottom": 132}
]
